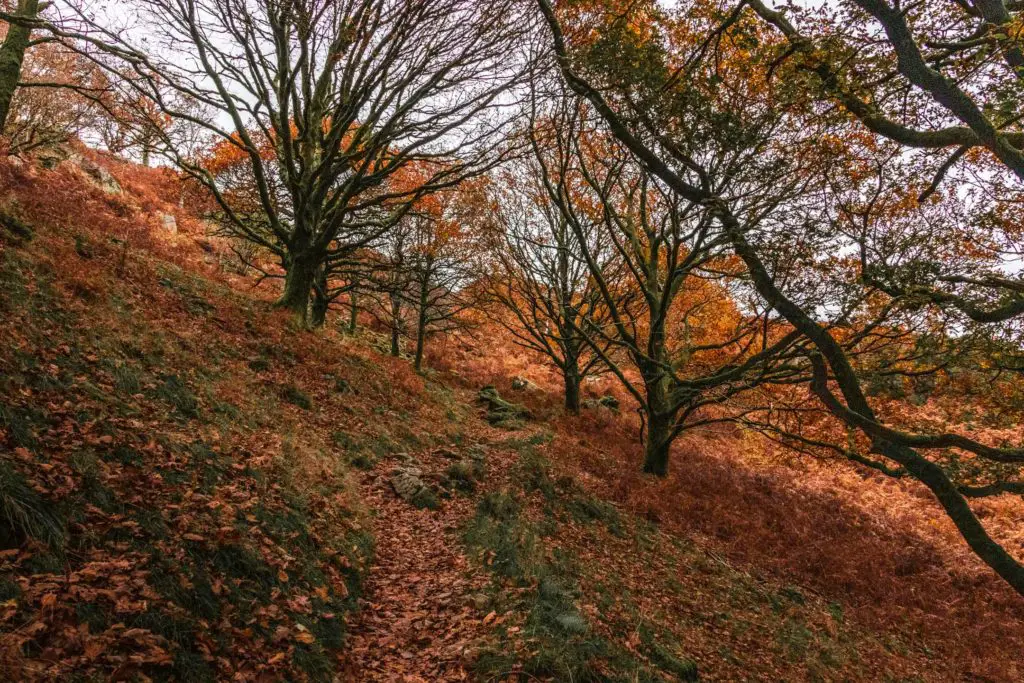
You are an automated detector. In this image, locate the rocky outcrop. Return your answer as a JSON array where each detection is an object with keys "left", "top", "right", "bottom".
[
  {"left": 477, "top": 385, "right": 530, "bottom": 428},
  {"left": 78, "top": 157, "right": 123, "bottom": 195},
  {"left": 31, "top": 145, "right": 122, "bottom": 195}
]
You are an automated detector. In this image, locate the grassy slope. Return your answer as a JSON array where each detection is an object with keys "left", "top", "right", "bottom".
[{"left": 0, "top": 155, "right": 1019, "bottom": 681}]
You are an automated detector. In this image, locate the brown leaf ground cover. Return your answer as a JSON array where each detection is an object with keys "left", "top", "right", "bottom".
[{"left": 0, "top": 154, "right": 1021, "bottom": 681}]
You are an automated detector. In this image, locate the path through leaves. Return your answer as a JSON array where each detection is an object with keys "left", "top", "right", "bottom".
[{"left": 340, "top": 446, "right": 496, "bottom": 681}]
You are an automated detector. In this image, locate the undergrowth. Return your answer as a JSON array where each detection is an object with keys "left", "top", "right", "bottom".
[
  {"left": 463, "top": 441, "right": 698, "bottom": 682},
  {"left": 0, "top": 242, "right": 372, "bottom": 681}
]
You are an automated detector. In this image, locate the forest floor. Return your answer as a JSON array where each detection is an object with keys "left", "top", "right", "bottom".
[{"left": 0, "top": 152, "right": 1022, "bottom": 681}]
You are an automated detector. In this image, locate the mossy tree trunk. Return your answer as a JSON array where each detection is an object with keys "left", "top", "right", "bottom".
[
  {"left": 0, "top": 0, "right": 42, "bottom": 133},
  {"left": 309, "top": 265, "right": 330, "bottom": 329},
  {"left": 275, "top": 251, "right": 318, "bottom": 326},
  {"left": 640, "top": 355, "right": 674, "bottom": 476},
  {"left": 642, "top": 410, "right": 673, "bottom": 476}
]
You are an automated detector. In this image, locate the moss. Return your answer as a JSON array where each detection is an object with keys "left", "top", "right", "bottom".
[
  {"left": 111, "top": 362, "right": 141, "bottom": 395},
  {"left": 478, "top": 386, "right": 530, "bottom": 429},
  {"left": 0, "top": 401, "right": 39, "bottom": 448},
  {"left": 410, "top": 487, "right": 440, "bottom": 510},
  {"left": 641, "top": 626, "right": 699, "bottom": 681},
  {"left": 293, "top": 644, "right": 334, "bottom": 682},
  {"left": 247, "top": 357, "right": 271, "bottom": 372},
  {"left": 0, "top": 205, "right": 34, "bottom": 240},
  {"left": 0, "top": 577, "right": 22, "bottom": 602},
  {"left": 282, "top": 384, "right": 312, "bottom": 410},
  {"left": 444, "top": 460, "right": 479, "bottom": 494}
]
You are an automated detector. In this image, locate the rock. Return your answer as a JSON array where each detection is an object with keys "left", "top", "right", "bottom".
[
  {"left": 35, "top": 145, "right": 72, "bottom": 170},
  {"left": 159, "top": 213, "right": 178, "bottom": 235},
  {"left": 390, "top": 467, "right": 439, "bottom": 510},
  {"left": 0, "top": 205, "right": 33, "bottom": 241},
  {"left": 555, "top": 613, "right": 589, "bottom": 634},
  {"left": 477, "top": 385, "right": 530, "bottom": 428},
  {"left": 466, "top": 593, "right": 490, "bottom": 610},
  {"left": 584, "top": 395, "right": 621, "bottom": 412},
  {"left": 511, "top": 376, "right": 529, "bottom": 390},
  {"left": 78, "top": 158, "right": 123, "bottom": 195},
  {"left": 391, "top": 467, "right": 423, "bottom": 499},
  {"left": 433, "top": 447, "right": 460, "bottom": 460}
]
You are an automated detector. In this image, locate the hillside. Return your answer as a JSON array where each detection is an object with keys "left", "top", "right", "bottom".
[{"left": 1, "top": 152, "right": 1022, "bottom": 681}]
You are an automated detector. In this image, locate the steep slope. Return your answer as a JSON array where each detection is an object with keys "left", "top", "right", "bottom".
[{"left": 0, "top": 153, "right": 1020, "bottom": 681}]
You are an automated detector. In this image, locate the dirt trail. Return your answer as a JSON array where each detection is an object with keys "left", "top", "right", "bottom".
[{"left": 339, "top": 445, "right": 497, "bottom": 682}]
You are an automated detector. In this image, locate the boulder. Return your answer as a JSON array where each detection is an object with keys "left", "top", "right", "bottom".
[
  {"left": 466, "top": 593, "right": 490, "bottom": 610},
  {"left": 159, "top": 213, "right": 178, "bottom": 235},
  {"left": 78, "top": 158, "right": 123, "bottom": 195},
  {"left": 390, "top": 466, "right": 439, "bottom": 510},
  {"left": 477, "top": 386, "right": 530, "bottom": 428}
]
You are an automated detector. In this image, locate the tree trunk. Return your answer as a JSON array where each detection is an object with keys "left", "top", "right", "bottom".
[
  {"left": 310, "top": 297, "right": 328, "bottom": 328},
  {"left": 563, "top": 362, "right": 581, "bottom": 414},
  {"left": 389, "top": 294, "right": 401, "bottom": 357},
  {"left": 643, "top": 410, "right": 672, "bottom": 476},
  {"left": 0, "top": 0, "right": 41, "bottom": 132},
  {"left": 413, "top": 281, "right": 428, "bottom": 372},
  {"left": 348, "top": 291, "right": 358, "bottom": 334},
  {"left": 884, "top": 441, "right": 1024, "bottom": 596},
  {"left": 309, "top": 264, "right": 331, "bottom": 328},
  {"left": 414, "top": 317, "right": 426, "bottom": 371},
  {"left": 276, "top": 255, "right": 317, "bottom": 325},
  {"left": 641, "top": 360, "right": 674, "bottom": 476}
]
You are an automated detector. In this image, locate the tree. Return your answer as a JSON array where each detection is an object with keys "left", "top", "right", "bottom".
[
  {"left": 537, "top": 0, "right": 1024, "bottom": 595},
  {"left": 0, "top": 0, "right": 45, "bottom": 131},
  {"left": 543, "top": 100, "right": 801, "bottom": 474},
  {"left": 408, "top": 223, "right": 476, "bottom": 370},
  {"left": 361, "top": 187, "right": 483, "bottom": 371},
  {"left": 362, "top": 229, "right": 412, "bottom": 359},
  {"left": 96, "top": 89, "right": 172, "bottom": 166},
  {"left": 482, "top": 134, "right": 616, "bottom": 414},
  {"left": 62, "top": 0, "right": 532, "bottom": 326},
  {"left": 747, "top": 0, "right": 1024, "bottom": 180},
  {"left": 1, "top": 1, "right": 118, "bottom": 153}
]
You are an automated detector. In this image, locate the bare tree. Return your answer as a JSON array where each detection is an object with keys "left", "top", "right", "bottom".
[
  {"left": 362, "top": 194, "right": 482, "bottom": 371},
  {"left": 537, "top": 0, "right": 1024, "bottom": 595},
  {"left": 531, "top": 91, "right": 802, "bottom": 474},
  {"left": 482, "top": 128, "right": 617, "bottom": 413},
  {"left": 50, "top": 0, "right": 533, "bottom": 325},
  {"left": 403, "top": 203, "right": 482, "bottom": 372},
  {"left": 361, "top": 228, "right": 412, "bottom": 358}
]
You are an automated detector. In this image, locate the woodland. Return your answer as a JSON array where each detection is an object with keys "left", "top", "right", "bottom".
[{"left": 1, "top": 0, "right": 1024, "bottom": 680}]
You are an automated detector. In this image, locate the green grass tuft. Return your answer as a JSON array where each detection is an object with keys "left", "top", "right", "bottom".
[
  {"left": 0, "top": 460, "right": 65, "bottom": 550},
  {"left": 282, "top": 384, "right": 313, "bottom": 410}
]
